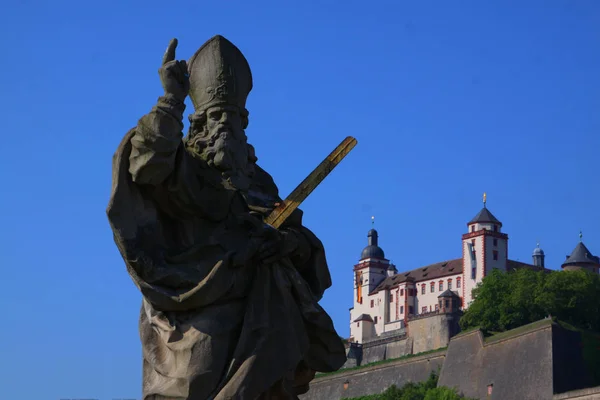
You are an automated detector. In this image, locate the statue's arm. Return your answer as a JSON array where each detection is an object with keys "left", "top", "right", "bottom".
[
  {"left": 128, "top": 38, "right": 191, "bottom": 187},
  {"left": 128, "top": 95, "right": 186, "bottom": 186}
]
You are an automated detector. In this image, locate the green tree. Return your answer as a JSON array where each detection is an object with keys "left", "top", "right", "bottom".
[
  {"left": 423, "top": 387, "right": 470, "bottom": 400},
  {"left": 460, "top": 268, "right": 600, "bottom": 333}
]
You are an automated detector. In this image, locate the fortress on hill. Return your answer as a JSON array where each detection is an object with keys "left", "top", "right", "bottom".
[
  {"left": 298, "top": 200, "right": 600, "bottom": 399},
  {"left": 347, "top": 197, "right": 599, "bottom": 351}
]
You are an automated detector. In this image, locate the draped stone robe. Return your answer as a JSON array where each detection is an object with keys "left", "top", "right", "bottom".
[{"left": 106, "top": 96, "right": 346, "bottom": 400}]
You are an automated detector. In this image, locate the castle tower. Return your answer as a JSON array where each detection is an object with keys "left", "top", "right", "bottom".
[
  {"left": 350, "top": 218, "right": 390, "bottom": 342},
  {"left": 533, "top": 243, "right": 545, "bottom": 268},
  {"left": 355, "top": 222, "right": 390, "bottom": 295},
  {"left": 461, "top": 194, "right": 508, "bottom": 307},
  {"left": 561, "top": 233, "right": 600, "bottom": 274}
]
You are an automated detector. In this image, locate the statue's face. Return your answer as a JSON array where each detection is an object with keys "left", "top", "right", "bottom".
[{"left": 186, "top": 105, "right": 249, "bottom": 173}]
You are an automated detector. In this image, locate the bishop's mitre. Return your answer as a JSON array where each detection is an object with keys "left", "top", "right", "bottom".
[{"left": 187, "top": 35, "right": 253, "bottom": 114}]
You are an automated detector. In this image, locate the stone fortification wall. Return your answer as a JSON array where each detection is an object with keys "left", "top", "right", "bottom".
[
  {"left": 300, "top": 350, "right": 446, "bottom": 400},
  {"left": 318, "top": 318, "right": 596, "bottom": 400},
  {"left": 343, "top": 332, "right": 411, "bottom": 368},
  {"left": 361, "top": 334, "right": 412, "bottom": 365},
  {"left": 408, "top": 312, "right": 458, "bottom": 354},
  {"left": 438, "top": 319, "right": 555, "bottom": 400}
]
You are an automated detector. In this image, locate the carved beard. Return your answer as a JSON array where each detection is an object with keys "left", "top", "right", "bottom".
[{"left": 186, "top": 125, "right": 249, "bottom": 170}]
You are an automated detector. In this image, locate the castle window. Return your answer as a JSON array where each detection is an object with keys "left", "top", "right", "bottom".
[
  {"left": 430, "top": 282, "right": 435, "bottom": 292},
  {"left": 374, "top": 316, "right": 378, "bottom": 324},
  {"left": 370, "top": 300, "right": 374, "bottom": 308},
  {"left": 357, "top": 322, "right": 360, "bottom": 327},
  {"left": 435, "top": 304, "right": 439, "bottom": 311},
  {"left": 390, "top": 294, "right": 394, "bottom": 302},
  {"left": 400, "top": 306, "right": 404, "bottom": 314},
  {"left": 400, "top": 289, "right": 404, "bottom": 296},
  {"left": 457, "top": 278, "right": 461, "bottom": 288},
  {"left": 422, "top": 306, "right": 427, "bottom": 314},
  {"left": 445, "top": 300, "right": 450, "bottom": 308},
  {"left": 439, "top": 281, "right": 443, "bottom": 291},
  {"left": 421, "top": 284, "right": 426, "bottom": 294},
  {"left": 493, "top": 238, "right": 498, "bottom": 246},
  {"left": 409, "top": 306, "right": 414, "bottom": 315},
  {"left": 493, "top": 225, "right": 498, "bottom": 232},
  {"left": 493, "top": 250, "right": 498, "bottom": 261},
  {"left": 471, "top": 225, "right": 474, "bottom": 232},
  {"left": 448, "top": 279, "right": 452, "bottom": 290}
]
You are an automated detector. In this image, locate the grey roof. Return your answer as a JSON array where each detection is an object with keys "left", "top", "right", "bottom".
[
  {"left": 361, "top": 245, "right": 385, "bottom": 260},
  {"left": 533, "top": 247, "right": 545, "bottom": 256},
  {"left": 562, "top": 242, "right": 599, "bottom": 267},
  {"left": 468, "top": 206, "right": 502, "bottom": 226},
  {"left": 373, "top": 257, "right": 555, "bottom": 295},
  {"left": 353, "top": 314, "right": 373, "bottom": 323},
  {"left": 507, "top": 259, "right": 552, "bottom": 273},
  {"left": 360, "top": 228, "right": 385, "bottom": 260},
  {"left": 438, "top": 289, "right": 460, "bottom": 298}
]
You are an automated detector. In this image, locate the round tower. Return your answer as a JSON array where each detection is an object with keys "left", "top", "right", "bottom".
[
  {"left": 533, "top": 243, "right": 545, "bottom": 268},
  {"left": 561, "top": 233, "right": 600, "bottom": 273}
]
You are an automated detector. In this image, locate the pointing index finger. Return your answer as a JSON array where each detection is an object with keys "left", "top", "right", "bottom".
[{"left": 162, "top": 38, "right": 178, "bottom": 65}]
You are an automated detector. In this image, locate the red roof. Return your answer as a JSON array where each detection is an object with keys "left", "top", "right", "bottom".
[{"left": 373, "top": 258, "right": 463, "bottom": 293}]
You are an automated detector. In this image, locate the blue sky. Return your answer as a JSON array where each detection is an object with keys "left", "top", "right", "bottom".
[{"left": 1, "top": 1, "right": 599, "bottom": 399}]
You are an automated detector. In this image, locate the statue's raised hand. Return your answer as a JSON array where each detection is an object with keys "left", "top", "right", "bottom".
[{"left": 159, "top": 38, "right": 189, "bottom": 102}]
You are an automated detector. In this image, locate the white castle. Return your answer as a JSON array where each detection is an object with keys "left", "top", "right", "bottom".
[{"left": 349, "top": 197, "right": 599, "bottom": 343}]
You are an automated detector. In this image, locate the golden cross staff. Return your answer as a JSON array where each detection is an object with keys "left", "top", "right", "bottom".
[{"left": 264, "top": 136, "right": 358, "bottom": 229}]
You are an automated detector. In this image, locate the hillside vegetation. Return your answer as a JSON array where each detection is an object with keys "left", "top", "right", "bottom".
[
  {"left": 460, "top": 268, "right": 600, "bottom": 333},
  {"left": 342, "top": 371, "right": 475, "bottom": 400}
]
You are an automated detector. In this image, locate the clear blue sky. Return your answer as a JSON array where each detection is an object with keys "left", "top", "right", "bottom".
[{"left": 1, "top": 1, "right": 599, "bottom": 399}]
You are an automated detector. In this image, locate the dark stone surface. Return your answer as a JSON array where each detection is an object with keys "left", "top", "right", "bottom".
[
  {"left": 552, "top": 325, "right": 593, "bottom": 394},
  {"left": 300, "top": 351, "right": 446, "bottom": 400}
]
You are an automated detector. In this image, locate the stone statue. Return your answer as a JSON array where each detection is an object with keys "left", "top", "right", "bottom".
[{"left": 106, "top": 35, "right": 347, "bottom": 399}]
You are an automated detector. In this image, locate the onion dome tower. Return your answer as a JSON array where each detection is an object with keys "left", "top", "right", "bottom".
[
  {"left": 353, "top": 217, "right": 390, "bottom": 303},
  {"left": 361, "top": 228, "right": 385, "bottom": 260},
  {"left": 533, "top": 243, "right": 545, "bottom": 268}
]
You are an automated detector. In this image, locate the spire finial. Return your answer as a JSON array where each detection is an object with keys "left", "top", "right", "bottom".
[
  {"left": 536, "top": 241, "right": 540, "bottom": 248},
  {"left": 371, "top": 216, "right": 375, "bottom": 227},
  {"left": 579, "top": 230, "right": 583, "bottom": 242},
  {"left": 483, "top": 192, "right": 487, "bottom": 207}
]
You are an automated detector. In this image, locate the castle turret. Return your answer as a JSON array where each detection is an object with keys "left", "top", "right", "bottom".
[
  {"left": 350, "top": 218, "right": 390, "bottom": 342},
  {"left": 561, "top": 233, "right": 599, "bottom": 274},
  {"left": 461, "top": 194, "right": 508, "bottom": 306},
  {"left": 387, "top": 263, "right": 398, "bottom": 277},
  {"left": 533, "top": 243, "right": 545, "bottom": 268}
]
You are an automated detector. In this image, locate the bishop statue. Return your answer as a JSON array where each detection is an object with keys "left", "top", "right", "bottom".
[{"left": 106, "top": 35, "right": 346, "bottom": 399}]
